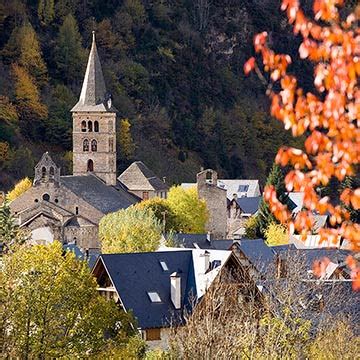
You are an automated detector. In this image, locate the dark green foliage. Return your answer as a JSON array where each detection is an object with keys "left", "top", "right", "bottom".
[
  {"left": 0, "top": 0, "right": 307, "bottom": 190},
  {"left": 257, "top": 163, "right": 289, "bottom": 236}
]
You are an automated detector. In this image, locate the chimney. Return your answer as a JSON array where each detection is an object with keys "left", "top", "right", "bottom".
[
  {"left": 170, "top": 272, "right": 181, "bottom": 309},
  {"left": 200, "top": 250, "right": 210, "bottom": 273},
  {"left": 206, "top": 231, "right": 212, "bottom": 244}
]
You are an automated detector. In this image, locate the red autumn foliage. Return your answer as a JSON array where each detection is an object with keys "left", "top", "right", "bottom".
[{"left": 246, "top": 0, "right": 360, "bottom": 290}]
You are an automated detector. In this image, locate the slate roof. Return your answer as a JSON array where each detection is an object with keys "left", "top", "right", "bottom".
[
  {"left": 61, "top": 174, "right": 138, "bottom": 214},
  {"left": 166, "top": 233, "right": 233, "bottom": 250},
  {"left": 118, "top": 161, "right": 169, "bottom": 192},
  {"left": 98, "top": 251, "right": 196, "bottom": 329},
  {"left": 238, "top": 239, "right": 276, "bottom": 272},
  {"left": 71, "top": 32, "right": 116, "bottom": 112},
  {"left": 235, "top": 196, "right": 261, "bottom": 215}
]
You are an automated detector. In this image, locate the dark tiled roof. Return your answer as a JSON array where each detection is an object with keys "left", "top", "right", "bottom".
[
  {"left": 118, "top": 161, "right": 169, "bottom": 192},
  {"left": 98, "top": 251, "right": 196, "bottom": 329},
  {"left": 167, "top": 233, "right": 233, "bottom": 250},
  {"left": 235, "top": 196, "right": 261, "bottom": 214},
  {"left": 61, "top": 175, "right": 138, "bottom": 214},
  {"left": 238, "top": 239, "right": 276, "bottom": 272}
]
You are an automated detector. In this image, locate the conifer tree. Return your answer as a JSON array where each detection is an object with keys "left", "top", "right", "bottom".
[
  {"left": 3, "top": 23, "right": 47, "bottom": 86},
  {"left": 0, "top": 201, "right": 25, "bottom": 248},
  {"left": 257, "top": 163, "right": 288, "bottom": 236},
  {"left": 54, "top": 14, "right": 86, "bottom": 84},
  {"left": 38, "top": 0, "right": 55, "bottom": 25}
]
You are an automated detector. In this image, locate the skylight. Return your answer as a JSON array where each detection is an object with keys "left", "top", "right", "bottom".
[
  {"left": 148, "top": 292, "right": 162, "bottom": 303},
  {"left": 238, "top": 185, "right": 249, "bottom": 192},
  {"left": 159, "top": 261, "right": 169, "bottom": 271}
]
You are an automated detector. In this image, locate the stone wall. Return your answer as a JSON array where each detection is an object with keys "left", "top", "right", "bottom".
[{"left": 197, "top": 169, "right": 227, "bottom": 238}]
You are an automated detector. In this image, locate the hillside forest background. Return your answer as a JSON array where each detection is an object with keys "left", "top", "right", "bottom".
[{"left": 0, "top": 0, "right": 315, "bottom": 191}]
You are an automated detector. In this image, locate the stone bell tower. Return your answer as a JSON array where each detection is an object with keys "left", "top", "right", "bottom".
[{"left": 71, "top": 31, "right": 117, "bottom": 186}]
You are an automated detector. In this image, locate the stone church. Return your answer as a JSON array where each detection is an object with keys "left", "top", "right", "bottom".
[{"left": 10, "top": 33, "right": 165, "bottom": 250}]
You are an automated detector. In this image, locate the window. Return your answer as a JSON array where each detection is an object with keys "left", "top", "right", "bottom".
[
  {"left": 159, "top": 261, "right": 168, "bottom": 271},
  {"left": 147, "top": 292, "right": 161, "bottom": 303},
  {"left": 88, "top": 121, "right": 93, "bottom": 132},
  {"left": 41, "top": 166, "right": 46, "bottom": 179},
  {"left": 87, "top": 159, "right": 94, "bottom": 172},
  {"left": 146, "top": 328, "right": 161, "bottom": 341},
  {"left": 91, "top": 139, "right": 97, "bottom": 152},
  {"left": 94, "top": 121, "right": 99, "bottom": 132},
  {"left": 238, "top": 185, "right": 249, "bottom": 193},
  {"left": 49, "top": 166, "right": 54, "bottom": 179},
  {"left": 83, "top": 139, "right": 89, "bottom": 152},
  {"left": 42, "top": 193, "right": 50, "bottom": 201},
  {"left": 75, "top": 206, "right": 79, "bottom": 215},
  {"left": 142, "top": 191, "right": 149, "bottom": 200},
  {"left": 81, "top": 121, "right": 86, "bottom": 132}
]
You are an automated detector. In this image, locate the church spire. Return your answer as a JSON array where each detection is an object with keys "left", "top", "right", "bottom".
[{"left": 71, "top": 31, "right": 115, "bottom": 112}]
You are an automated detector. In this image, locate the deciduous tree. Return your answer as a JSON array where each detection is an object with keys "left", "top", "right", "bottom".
[
  {"left": 245, "top": 0, "right": 360, "bottom": 289},
  {"left": 0, "top": 241, "right": 137, "bottom": 357},
  {"left": 99, "top": 206, "right": 162, "bottom": 253},
  {"left": 6, "top": 177, "right": 32, "bottom": 201},
  {"left": 167, "top": 186, "right": 208, "bottom": 233}
]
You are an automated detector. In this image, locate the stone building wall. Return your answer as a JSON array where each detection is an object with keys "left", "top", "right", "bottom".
[
  {"left": 197, "top": 169, "right": 227, "bottom": 238},
  {"left": 72, "top": 112, "right": 117, "bottom": 185}
]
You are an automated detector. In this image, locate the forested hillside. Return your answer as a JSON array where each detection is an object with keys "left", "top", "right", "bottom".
[{"left": 0, "top": 0, "right": 307, "bottom": 191}]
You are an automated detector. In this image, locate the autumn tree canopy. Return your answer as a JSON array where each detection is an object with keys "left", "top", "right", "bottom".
[{"left": 245, "top": 0, "right": 359, "bottom": 289}]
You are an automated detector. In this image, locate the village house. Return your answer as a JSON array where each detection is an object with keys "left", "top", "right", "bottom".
[
  {"left": 92, "top": 248, "right": 243, "bottom": 348},
  {"left": 8, "top": 33, "right": 167, "bottom": 250}
]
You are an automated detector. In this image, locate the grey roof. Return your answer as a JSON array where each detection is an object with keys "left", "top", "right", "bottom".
[
  {"left": 97, "top": 251, "right": 196, "bottom": 329},
  {"left": 167, "top": 233, "right": 233, "bottom": 250},
  {"left": 238, "top": 239, "right": 276, "bottom": 272},
  {"left": 118, "top": 161, "right": 169, "bottom": 192},
  {"left": 71, "top": 32, "right": 116, "bottom": 112},
  {"left": 61, "top": 174, "right": 139, "bottom": 214},
  {"left": 235, "top": 196, "right": 261, "bottom": 215}
]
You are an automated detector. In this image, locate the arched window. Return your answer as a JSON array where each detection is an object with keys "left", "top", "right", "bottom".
[
  {"left": 49, "top": 166, "right": 54, "bottom": 179},
  {"left": 42, "top": 193, "right": 50, "bottom": 201},
  {"left": 88, "top": 121, "right": 93, "bottom": 132},
  {"left": 41, "top": 167, "right": 46, "bottom": 179},
  {"left": 87, "top": 159, "right": 94, "bottom": 172},
  {"left": 83, "top": 139, "right": 89, "bottom": 152},
  {"left": 81, "top": 121, "right": 86, "bottom": 132},
  {"left": 91, "top": 139, "right": 97, "bottom": 152},
  {"left": 94, "top": 121, "right": 99, "bottom": 132}
]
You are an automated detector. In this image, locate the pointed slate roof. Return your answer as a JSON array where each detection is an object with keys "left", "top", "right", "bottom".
[{"left": 71, "top": 32, "right": 116, "bottom": 112}]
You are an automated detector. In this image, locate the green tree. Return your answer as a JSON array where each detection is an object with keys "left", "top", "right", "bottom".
[
  {"left": 135, "top": 197, "right": 180, "bottom": 233},
  {"left": 257, "top": 163, "right": 288, "bottom": 236},
  {"left": 167, "top": 186, "right": 208, "bottom": 233},
  {"left": 38, "top": 0, "right": 55, "bottom": 25},
  {"left": 99, "top": 206, "right": 162, "bottom": 254},
  {"left": 0, "top": 201, "right": 27, "bottom": 249},
  {"left": 0, "top": 241, "right": 137, "bottom": 357},
  {"left": 54, "top": 14, "right": 86, "bottom": 84}
]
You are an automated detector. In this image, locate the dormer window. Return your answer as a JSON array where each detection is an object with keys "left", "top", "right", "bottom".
[{"left": 148, "top": 292, "right": 162, "bottom": 303}]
